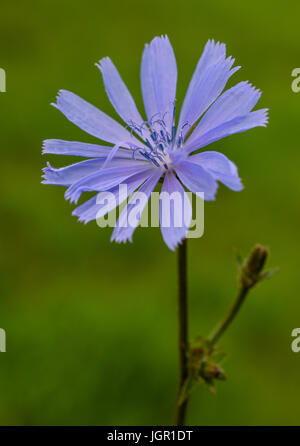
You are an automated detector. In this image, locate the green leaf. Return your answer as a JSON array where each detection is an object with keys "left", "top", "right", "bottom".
[{"left": 259, "top": 267, "right": 279, "bottom": 282}]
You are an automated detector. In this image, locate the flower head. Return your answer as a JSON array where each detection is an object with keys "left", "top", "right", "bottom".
[{"left": 42, "top": 36, "right": 268, "bottom": 250}]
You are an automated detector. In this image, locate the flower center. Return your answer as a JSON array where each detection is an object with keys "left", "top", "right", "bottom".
[{"left": 127, "top": 107, "right": 189, "bottom": 170}]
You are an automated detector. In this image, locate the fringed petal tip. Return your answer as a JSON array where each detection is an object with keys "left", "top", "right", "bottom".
[
  {"left": 41, "top": 140, "right": 47, "bottom": 154},
  {"left": 95, "top": 57, "right": 110, "bottom": 72},
  {"left": 237, "top": 81, "right": 262, "bottom": 99},
  {"left": 51, "top": 89, "right": 65, "bottom": 107},
  {"left": 50, "top": 90, "right": 65, "bottom": 109},
  {"left": 42, "top": 139, "right": 69, "bottom": 155},
  {"left": 64, "top": 188, "right": 80, "bottom": 205},
  {"left": 41, "top": 162, "right": 55, "bottom": 184},
  {"left": 252, "top": 108, "right": 269, "bottom": 128},
  {"left": 71, "top": 200, "right": 102, "bottom": 225},
  {"left": 42, "top": 139, "right": 55, "bottom": 155},
  {"left": 205, "top": 39, "right": 226, "bottom": 54},
  {"left": 50, "top": 90, "right": 75, "bottom": 112},
  {"left": 202, "top": 39, "right": 232, "bottom": 66},
  {"left": 229, "top": 65, "right": 241, "bottom": 77},
  {"left": 203, "top": 41, "right": 241, "bottom": 76},
  {"left": 110, "top": 233, "right": 133, "bottom": 244},
  {"left": 260, "top": 109, "right": 269, "bottom": 126},
  {"left": 145, "top": 34, "right": 170, "bottom": 48},
  {"left": 72, "top": 213, "right": 89, "bottom": 225}
]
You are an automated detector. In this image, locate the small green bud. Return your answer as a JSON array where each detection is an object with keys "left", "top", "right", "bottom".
[
  {"left": 240, "top": 244, "right": 268, "bottom": 288},
  {"left": 246, "top": 245, "right": 268, "bottom": 276}
]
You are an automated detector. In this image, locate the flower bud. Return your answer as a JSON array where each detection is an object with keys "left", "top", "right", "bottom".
[
  {"left": 201, "top": 361, "right": 226, "bottom": 381},
  {"left": 240, "top": 244, "right": 268, "bottom": 288}
]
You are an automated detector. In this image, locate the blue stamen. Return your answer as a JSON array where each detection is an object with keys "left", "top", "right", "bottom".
[
  {"left": 150, "top": 132, "right": 157, "bottom": 142},
  {"left": 125, "top": 109, "right": 182, "bottom": 170},
  {"left": 172, "top": 125, "right": 176, "bottom": 141},
  {"left": 141, "top": 151, "right": 160, "bottom": 167},
  {"left": 160, "top": 130, "right": 166, "bottom": 142},
  {"left": 152, "top": 152, "right": 164, "bottom": 163},
  {"left": 177, "top": 135, "right": 183, "bottom": 147},
  {"left": 145, "top": 139, "right": 154, "bottom": 150}
]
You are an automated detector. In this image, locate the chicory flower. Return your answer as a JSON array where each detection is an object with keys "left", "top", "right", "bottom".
[{"left": 42, "top": 36, "right": 268, "bottom": 250}]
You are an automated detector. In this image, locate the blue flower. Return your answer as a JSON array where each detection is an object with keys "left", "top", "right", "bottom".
[{"left": 42, "top": 36, "right": 268, "bottom": 250}]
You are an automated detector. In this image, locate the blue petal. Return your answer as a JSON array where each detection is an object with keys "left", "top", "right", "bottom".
[
  {"left": 72, "top": 169, "right": 154, "bottom": 224},
  {"left": 159, "top": 171, "right": 192, "bottom": 251},
  {"left": 42, "top": 158, "right": 144, "bottom": 187},
  {"left": 185, "top": 109, "right": 268, "bottom": 154},
  {"left": 175, "top": 160, "right": 218, "bottom": 201},
  {"left": 96, "top": 57, "right": 145, "bottom": 129},
  {"left": 141, "top": 35, "right": 177, "bottom": 133},
  {"left": 42, "top": 139, "right": 143, "bottom": 158},
  {"left": 42, "top": 159, "right": 106, "bottom": 186},
  {"left": 189, "top": 151, "right": 243, "bottom": 191},
  {"left": 111, "top": 170, "right": 162, "bottom": 243},
  {"left": 185, "top": 81, "right": 267, "bottom": 152},
  {"left": 65, "top": 163, "right": 155, "bottom": 204},
  {"left": 52, "top": 90, "right": 146, "bottom": 148},
  {"left": 178, "top": 40, "right": 239, "bottom": 138}
]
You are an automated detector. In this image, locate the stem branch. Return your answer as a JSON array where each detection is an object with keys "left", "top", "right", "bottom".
[
  {"left": 208, "top": 244, "right": 269, "bottom": 346},
  {"left": 208, "top": 286, "right": 249, "bottom": 346},
  {"left": 173, "top": 244, "right": 273, "bottom": 425}
]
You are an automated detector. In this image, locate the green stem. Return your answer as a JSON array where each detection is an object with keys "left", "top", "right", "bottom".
[
  {"left": 175, "top": 239, "right": 189, "bottom": 426},
  {"left": 208, "top": 245, "right": 269, "bottom": 346},
  {"left": 207, "top": 285, "right": 249, "bottom": 346}
]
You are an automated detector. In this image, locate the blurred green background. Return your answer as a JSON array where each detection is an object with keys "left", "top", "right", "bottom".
[{"left": 0, "top": 0, "right": 299, "bottom": 425}]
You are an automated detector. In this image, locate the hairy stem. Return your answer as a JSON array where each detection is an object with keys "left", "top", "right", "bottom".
[{"left": 175, "top": 239, "right": 189, "bottom": 426}]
